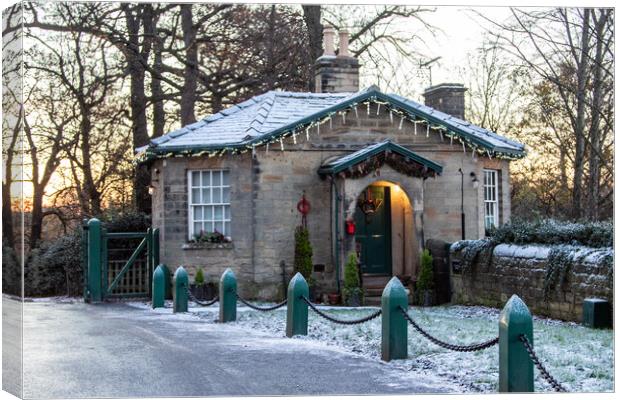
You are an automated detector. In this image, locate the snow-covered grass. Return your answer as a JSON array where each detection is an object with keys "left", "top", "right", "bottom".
[{"left": 166, "top": 301, "right": 614, "bottom": 394}]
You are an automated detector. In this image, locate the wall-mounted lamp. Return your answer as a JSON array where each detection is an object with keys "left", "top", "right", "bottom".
[
  {"left": 470, "top": 172, "right": 479, "bottom": 189},
  {"left": 148, "top": 185, "right": 155, "bottom": 195}
]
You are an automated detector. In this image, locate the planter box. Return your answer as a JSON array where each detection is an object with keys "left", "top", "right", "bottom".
[
  {"left": 182, "top": 242, "right": 234, "bottom": 250},
  {"left": 189, "top": 283, "right": 216, "bottom": 300}
]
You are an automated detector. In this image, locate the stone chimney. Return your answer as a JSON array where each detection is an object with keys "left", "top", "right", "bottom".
[
  {"left": 423, "top": 83, "right": 467, "bottom": 120},
  {"left": 314, "top": 27, "right": 360, "bottom": 93}
]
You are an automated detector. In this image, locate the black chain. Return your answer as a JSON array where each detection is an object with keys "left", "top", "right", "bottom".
[
  {"left": 185, "top": 285, "right": 219, "bottom": 306},
  {"left": 302, "top": 296, "right": 382, "bottom": 325},
  {"left": 519, "top": 334, "right": 567, "bottom": 392},
  {"left": 236, "top": 294, "right": 287, "bottom": 311},
  {"left": 398, "top": 306, "right": 499, "bottom": 352}
]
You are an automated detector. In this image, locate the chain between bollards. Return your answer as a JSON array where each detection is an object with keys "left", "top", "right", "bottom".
[
  {"left": 236, "top": 294, "right": 287, "bottom": 311},
  {"left": 302, "top": 296, "right": 382, "bottom": 325},
  {"left": 398, "top": 306, "right": 499, "bottom": 352},
  {"left": 519, "top": 334, "right": 567, "bottom": 392},
  {"left": 185, "top": 285, "right": 219, "bottom": 306}
]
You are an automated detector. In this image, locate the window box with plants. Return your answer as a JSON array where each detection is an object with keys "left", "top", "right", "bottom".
[{"left": 183, "top": 230, "right": 233, "bottom": 250}]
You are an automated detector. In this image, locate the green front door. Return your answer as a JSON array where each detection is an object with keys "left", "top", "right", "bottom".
[{"left": 354, "top": 186, "right": 391, "bottom": 275}]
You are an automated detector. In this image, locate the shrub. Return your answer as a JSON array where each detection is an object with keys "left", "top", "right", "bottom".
[
  {"left": 194, "top": 267, "right": 205, "bottom": 286},
  {"left": 489, "top": 219, "right": 612, "bottom": 248},
  {"left": 416, "top": 249, "right": 434, "bottom": 303},
  {"left": 294, "top": 225, "right": 314, "bottom": 286},
  {"left": 25, "top": 231, "right": 83, "bottom": 297},
  {"left": 2, "top": 239, "right": 21, "bottom": 296},
  {"left": 343, "top": 252, "right": 362, "bottom": 304},
  {"left": 100, "top": 210, "right": 151, "bottom": 233}
]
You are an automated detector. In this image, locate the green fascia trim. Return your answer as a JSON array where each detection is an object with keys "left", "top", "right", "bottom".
[
  {"left": 141, "top": 88, "right": 525, "bottom": 161},
  {"left": 318, "top": 140, "right": 443, "bottom": 176}
]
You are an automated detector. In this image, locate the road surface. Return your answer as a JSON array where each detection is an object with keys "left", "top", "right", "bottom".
[{"left": 5, "top": 297, "right": 449, "bottom": 398}]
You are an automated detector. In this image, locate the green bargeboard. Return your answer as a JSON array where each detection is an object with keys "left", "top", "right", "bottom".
[{"left": 354, "top": 186, "right": 391, "bottom": 275}]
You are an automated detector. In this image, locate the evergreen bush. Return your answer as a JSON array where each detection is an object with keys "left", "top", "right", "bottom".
[
  {"left": 25, "top": 231, "right": 83, "bottom": 297},
  {"left": 343, "top": 252, "right": 362, "bottom": 304},
  {"left": 294, "top": 225, "right": 314, "bottom": 286},
  {"left": 2, "top": 239, "right": 21, "bottom": 296},
  {"left": 416, "top": 249, "right": 434, "bottom": 304}
]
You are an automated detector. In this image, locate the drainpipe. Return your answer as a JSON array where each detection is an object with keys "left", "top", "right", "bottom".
[
  {"left": 330, "top": 176, "right": 341, "bottom": 294},
  {"left": 458, "top": 168, "right": 465, "bottom": 240}
]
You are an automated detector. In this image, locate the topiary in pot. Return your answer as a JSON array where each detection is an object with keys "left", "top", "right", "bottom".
[
  {"left": 191, "top": 267, "right": 207, "bottom": 299},
  {"left": 343, "top": 252, "right": 363, "bottom": 306},
  {"left": 294, "top": 226, "right": 315, "bottom": 297},
  {"left": 416, "top": 249, "right": 434, "bottom": 306}
]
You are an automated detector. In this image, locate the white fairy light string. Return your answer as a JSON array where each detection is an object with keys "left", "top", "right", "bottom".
[{"left": 137, "top": 97, "right": 524, "bottom": 164}]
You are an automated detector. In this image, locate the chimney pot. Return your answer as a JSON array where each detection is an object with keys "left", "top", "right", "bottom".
[
  {"left": 322, "top": 26, "right": 336, "bottom": 56},
  {"left": 338, "top": 30, "right": 350, "bottom": 57}
]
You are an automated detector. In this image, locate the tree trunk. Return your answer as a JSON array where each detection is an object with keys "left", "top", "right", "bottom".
[
  {"left": 302, "top": 5, "right": 322, "bottom": 92},
  {"left": 180, "top": 4, "right": 197, "bottom": 125},
  {"left": 571, "top": 9, "right": 591, "bottom": 219},
  {"left": 124, "top": 4, "right": 152, "bottom": 213},
  {"left": 586, "top": 10, "right": 609, "bottom": 221},
  {"left": 2, "top": 110, "right": 20, "bottom": 249},
  {"left": 150, "top": 10, "right": 165, "bottom": 138}
]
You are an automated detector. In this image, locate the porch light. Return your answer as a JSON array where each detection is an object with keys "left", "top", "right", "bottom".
[
  {"left": 148, "top": 185, "right": 155, "bottom": 195},
  {"left": 470, "top": 172, "right": 479, "bottom": 189}
]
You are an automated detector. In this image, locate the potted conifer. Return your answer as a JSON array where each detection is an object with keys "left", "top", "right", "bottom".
[
  {"left": 416, "top": 249, "right": 435, "bottom": 306},
  {"left": 294, "top": 225, "right": 315, "bottom": 300},
  {"left": 190, "top": 267, "right": 207, "bottom": 299},
  {"left": 343, "top": 252, "right": 363, "bottom": 307}
]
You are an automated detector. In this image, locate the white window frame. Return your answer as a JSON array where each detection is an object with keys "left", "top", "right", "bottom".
[
  {"left": 483, "top": 169, "right": 499, "bottom": 231},
  {"left": 187, "top": 169, "right": 231, "bottom": 240}
]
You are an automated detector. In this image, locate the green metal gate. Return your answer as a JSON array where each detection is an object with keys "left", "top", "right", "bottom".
[{"left": 83, "top": 218, "right": 159, "bottom": 302}]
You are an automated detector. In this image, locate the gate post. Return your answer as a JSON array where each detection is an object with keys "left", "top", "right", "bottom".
[
  {"left": 286, "top": 272, "right": 309, "bottom": 337},
  {"left": 381, "top": 276, "right": 408, "bottom": 361},
  {"left": 152, "top": 264, "right": 166, "bottom": 309},
  {"left": 81, "top": 219, "right": 89, "bottom": 302},
  {"left": 152, "top": 228, "right": 160, "bottom": 269},
  {"left": 173, "top": 266, "right": 189, "bottom": 313},
  {"left": 87, "top": 218, "right": 103, "bottom": 303},
  {"left": 219, "top": 268, "right": 237, "bottom": 322},
  {"left": 499, "top": 295, "right": 534, "bottom": 392}
]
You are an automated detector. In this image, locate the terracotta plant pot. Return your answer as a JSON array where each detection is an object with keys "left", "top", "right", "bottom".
[{"left": 327, "top": 293, "right": 341, "bottom": 305}]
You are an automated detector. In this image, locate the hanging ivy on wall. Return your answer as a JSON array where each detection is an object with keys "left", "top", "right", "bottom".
[
  {"left": 451, "top": 239, "right": 497, "bottom": 274},
  {"left": 543, "top": 248, "right": 574, "bottom": 302}
]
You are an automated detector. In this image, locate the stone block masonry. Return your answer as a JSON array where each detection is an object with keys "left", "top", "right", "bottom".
[{"left": 450, "top": 243, "right": 613, "bottom": 322}]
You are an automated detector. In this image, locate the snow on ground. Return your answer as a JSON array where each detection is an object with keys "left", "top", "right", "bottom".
[{"left": 135, "top": 300, "right": 613, "bottom": 394}]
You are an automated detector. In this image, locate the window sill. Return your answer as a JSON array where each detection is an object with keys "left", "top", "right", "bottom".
[{"left": 182, "top": 242, "right": 234, "bottom": 250}]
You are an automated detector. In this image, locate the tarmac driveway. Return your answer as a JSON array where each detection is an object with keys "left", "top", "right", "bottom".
[{"left": 10, "top": 298, "right": 449, "bottom": 398}]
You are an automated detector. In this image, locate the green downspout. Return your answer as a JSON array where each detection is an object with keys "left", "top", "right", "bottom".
[{"left": 331, "top": 176, "right": 341, "bottom": 294}]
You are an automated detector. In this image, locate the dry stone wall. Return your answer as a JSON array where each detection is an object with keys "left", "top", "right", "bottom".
[{"left": 450, "top": 242, "right": 613, "bottom": 322}]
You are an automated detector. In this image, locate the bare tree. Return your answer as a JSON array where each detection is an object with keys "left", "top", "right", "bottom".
[{"left": 479, "top": 8, "right": 614, "bottom": 220}]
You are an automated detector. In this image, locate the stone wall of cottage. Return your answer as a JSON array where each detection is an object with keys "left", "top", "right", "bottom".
[
  {"left": 450, "top": 243, "right": 613, "bottom": 321},
  {"left": 150, "top": 104, "right": 513, "bottom": 300}
]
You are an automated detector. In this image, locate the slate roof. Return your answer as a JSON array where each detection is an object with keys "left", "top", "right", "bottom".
[
  {"left": 318, "top": 140, "right": 443, "bottom": 176},
  {"left": 138, "top": 86, "right": 525, "bottom": 161}
]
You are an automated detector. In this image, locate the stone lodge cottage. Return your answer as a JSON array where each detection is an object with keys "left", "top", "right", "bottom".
[{"left": 137, "top": 28, "right": 526, "bottom": 301}]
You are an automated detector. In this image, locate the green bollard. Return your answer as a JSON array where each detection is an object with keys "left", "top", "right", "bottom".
[
  {"left": 173, "top": 266, "right": 189, "bottom": 313},
  {"left": 381, "top": 276, "right": 408, "bottom": 361},
  {"left": 160, "top": 264, "right": 172, "bottom": 300},
  {"left": 499, "top": 294, "right": 534, "bottom": 393},
  {"left": 286, "top": 272, "right": 309, "bottom": 337},
  {"left": 152, "top": 264, "right": 166, "bottom": 309},
  {"left": 219, "top": 268, "right": 237, "bottom": 322},
  {"left": 87, "top": 218, "right": 103, "bottom": 303}
]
